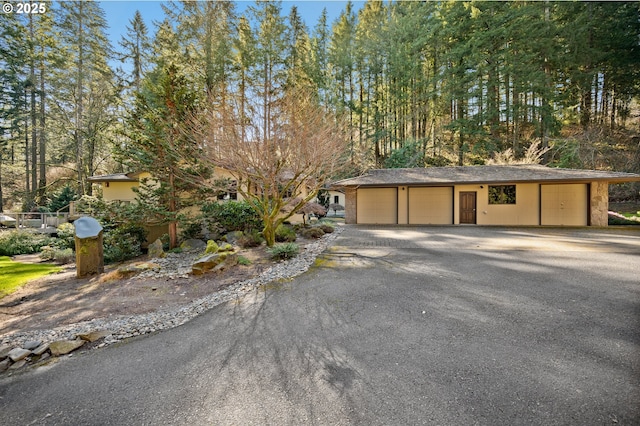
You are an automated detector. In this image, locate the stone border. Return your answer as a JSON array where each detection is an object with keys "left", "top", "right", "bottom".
[{"left": 0, "top": 227, "right": 343, "bottom": 373}]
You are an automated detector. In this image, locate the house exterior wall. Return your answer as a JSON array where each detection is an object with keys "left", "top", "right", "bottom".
[
  {"left": 102, "top": 181, "right": 139, "bottom": 202},
  {"left": 347, "top": 182, "right": 599, "bottom": 227},
  {"left": 453, "top": 183, "right": 539, "bottom": 225}
]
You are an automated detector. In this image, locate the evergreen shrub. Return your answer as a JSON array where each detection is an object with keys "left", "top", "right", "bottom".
[
  {"left": 275, "top": 224, "right": 296, "bottom": 242},
  {"left": 268, "top": 243, "right": 299, "bottom": 260}
]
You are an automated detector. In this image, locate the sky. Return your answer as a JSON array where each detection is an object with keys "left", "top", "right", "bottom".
[{"left": 99, "top": 0, "right": 363, "bottom": 49}]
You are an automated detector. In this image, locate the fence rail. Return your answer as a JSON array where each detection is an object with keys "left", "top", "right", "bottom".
[{"left": 0, "top": 212, "right": 70, "bottom": 233}]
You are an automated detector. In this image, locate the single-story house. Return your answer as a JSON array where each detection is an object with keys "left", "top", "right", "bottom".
[
  {"left": 331, "top": 165, "right": 640, "bottom": 227},
  {"left": 87, "top": 172, "right": 150, "bottom": 203},
  {"left": 86, "top": 168, "right": 313, "bottom": 224}
]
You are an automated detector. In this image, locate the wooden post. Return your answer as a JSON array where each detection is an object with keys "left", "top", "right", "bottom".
[{"left": 74, "top": 217, "right": 104, "bottom": 278}]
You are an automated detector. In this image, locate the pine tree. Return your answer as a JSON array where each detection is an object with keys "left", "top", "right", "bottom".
[{"left": 55, "top": 0, "right": 114, "bottom": 195}]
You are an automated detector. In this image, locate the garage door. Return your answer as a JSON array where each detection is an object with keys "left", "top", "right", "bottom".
[
  {"left": 541, "top": 184, "right": 588, "bottom": 226},
  {"left": 357, "top": 188, "right": 397, "bottom": 224},
  {"left": 408, "top": 187, "right": 453, "bottom": 224}
]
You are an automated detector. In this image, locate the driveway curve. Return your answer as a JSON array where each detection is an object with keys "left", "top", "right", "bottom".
[{"left": 1, "top": 226, "right": 639, "bottom": 425}]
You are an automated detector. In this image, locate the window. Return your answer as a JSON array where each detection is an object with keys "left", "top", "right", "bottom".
[
  {"left": 334, "top": 195, "right": 340, "bottom": 204},
  {"left": 488, "top": 185, "right": 516, "bottom": 204}
]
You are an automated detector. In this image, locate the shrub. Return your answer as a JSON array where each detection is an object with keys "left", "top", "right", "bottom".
[
  {"left": 275, "top": 224, "right": 297, "bottom": 242},
  {"left": 317, "top": 224, "right": 334, "bottom": 234},
  {"left": 237, "top": 255, "right": 251, "bottom": 266},
  {"left": 301, "top": 227, "right": 325, "bottom": 239},
  {"left": 0, "top": 230, "right": 53, "bottom": 256},
  {"left": 238, "top": 231, "right": 263, "bottom": 248},
  {"left": 52, "top": 222, "right": 76, "bottom": 250},
  {"left": 103, "top": 224, "right": 148, "bottom": 264},
  {"left": 201, "top": 201, "right": 262, "bottom": 233},
  {"left": 268, "top": 243, "right": 299, "bottom": 260},
  {"left": 40, "top": 247, "right": 74, "bottom": 264}
]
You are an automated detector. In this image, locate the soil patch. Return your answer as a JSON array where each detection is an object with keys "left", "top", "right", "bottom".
[{"left": 0, "top": 246, "right": 273, "bottom": 338}]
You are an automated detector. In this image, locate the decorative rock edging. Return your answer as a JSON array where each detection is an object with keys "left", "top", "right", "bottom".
[{"left": 0, "top": 226, "right": 343, "bottom": 373}]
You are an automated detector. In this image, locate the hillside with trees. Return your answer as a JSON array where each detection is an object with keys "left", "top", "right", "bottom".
[{"left": 1, "top": 0, "right": 639, "bottom": 215}]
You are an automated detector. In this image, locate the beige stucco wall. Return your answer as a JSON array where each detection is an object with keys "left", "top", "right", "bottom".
[
  {"left": 397, "top": 186, "right": 408, "bottom": 224},
  {"left": 101, "top": 181, "right": 139, "bottom": 203},
  {"left": 479, "top": 183, "right": 539, "bottom": 226}
]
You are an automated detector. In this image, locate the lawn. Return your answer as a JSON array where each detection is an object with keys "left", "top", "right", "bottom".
[{"left": 0, "top": 256, "right": 61, "bottom": 299}]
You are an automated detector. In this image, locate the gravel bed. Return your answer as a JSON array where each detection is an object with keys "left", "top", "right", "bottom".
[{"left": 1, "top": 227, "right": 343, "bottom": 349}]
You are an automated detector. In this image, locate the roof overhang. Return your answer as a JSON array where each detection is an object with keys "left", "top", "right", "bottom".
[
  {"left": 331, "top": 165, "right": 640, "bottom": 188},
  {"left": 87, "top": 172, "right": 142, "bottom": 183}
]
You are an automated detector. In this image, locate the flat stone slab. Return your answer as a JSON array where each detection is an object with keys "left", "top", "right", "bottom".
[
  {"left": 49, "top": 339, "right": 85, "bottom": 356},
  {"left": 31, "top": 343, "right": 50, "bottom": 356},
  {"left": 23, "top": 340, "right": 42, "bottom": 351},
  {"left": 0, "top": 344, "right": 12, "bottom": 359},
  {"left": 77, "top": 330, "right": 112, "bottom": 342},
  {"left": 0, "top": 358, "right": 10, "bottom": 372},
  {"left": 7, "top": 348, "right": 31, "bottom": 362}
]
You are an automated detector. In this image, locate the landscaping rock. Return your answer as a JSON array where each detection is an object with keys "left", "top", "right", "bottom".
[
  {"left": 118, "top": 262, "right": 159, "bottom": 275},
  {"left": 148, "top": 239, "right": 165, "bottom": 259},
  {"left": 0, "top": 344, "right": 12, "bottom": 359},
  {"left": 8, "top": 359, "right": 27, "bottom": 370},
  {"left": 218, "top": 243, "right": 234, "bottom": 253},
  {"left": 224, "top": 231, "right": 243, "bottom": 244},
  {"left": 180, "top": 239, "right": 206, "bottom": 251},
  {"left": 0, "top": 358, "right": 10, "bottom": 372},
  {"left": 191, "top": 253, "right": 224, "bottom": 275},
  {"left": 23, "top": 340, "right": 42, "bottom": 351},
  {"left": 7, "top": 348, "right": 31, "bottom": 362},
  {"left": 31, "top": 343, "right": 49, "bottom": 356},
  {"left": 77, "top": 330, "right": 112, "bottom": 342},
  {"left": 205, "top": 240, "right": 219, "bottom": 254},
  {"left": 49, "top": 339, "right": 85, "bottom": 356}
]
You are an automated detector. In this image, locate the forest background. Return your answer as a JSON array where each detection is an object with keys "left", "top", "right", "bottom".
[{"left": 1, "top": 0, "right": 639, "bottom": 214}]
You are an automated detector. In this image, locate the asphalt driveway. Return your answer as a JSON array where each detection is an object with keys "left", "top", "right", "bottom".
[{"left": 1, "top": 226, "right": 639, "bottom": 425}]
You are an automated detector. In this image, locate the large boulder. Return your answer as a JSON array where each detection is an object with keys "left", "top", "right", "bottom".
[
  {"left": 191, "top": 252, "right": 238, "bottom": 276},
  {"left": 180, "top": 239, "right": 207, "bottom": 251},
  {"left": 148, "top": 239, "right": 165, "bottom": 259},
  {"left": 49, "top": 339, "right": 85, "bottom": 356}
]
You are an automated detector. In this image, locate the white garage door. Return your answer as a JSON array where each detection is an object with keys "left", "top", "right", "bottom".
[
  {"left": 541, "top": 184, "right": 588, "bottom": 226},
  {"left": 357, "top": 188, "right": 397, "bottom": 224},
  {"left": 408, "top": 187, "right": 453, "bottom": 224}
]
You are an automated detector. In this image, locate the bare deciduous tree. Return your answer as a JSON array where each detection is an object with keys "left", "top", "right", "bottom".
[{"left": 199, "top": 88, "right": 348, "bottom": 246}]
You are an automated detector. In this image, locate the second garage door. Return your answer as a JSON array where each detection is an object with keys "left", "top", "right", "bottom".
[
  {"left": 357, "top": 188, "right": 397, "bottom": 224},
  {"left": 409, "top": 187, "right": 454, "bottom": 224},
  {"left": 541, "top": 184, "right": 588, "bottom": 226}
]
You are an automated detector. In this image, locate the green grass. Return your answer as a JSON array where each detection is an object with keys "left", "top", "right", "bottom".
[{"left": 0, "top": 256, "right": 61, "bottom": 299}]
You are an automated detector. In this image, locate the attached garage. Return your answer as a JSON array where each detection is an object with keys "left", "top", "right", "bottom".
[
  {"left": 408, "top": 187, "right": 453, "bottom": 224},
  {"left": 541, "top": 184, "right": 588, "bottom": 226},
  {"left": 333, "top": 165, "right": 640, "bottom": 227},
  {"left": 357, "top": 188, "right": 397, "bottom": 224}
]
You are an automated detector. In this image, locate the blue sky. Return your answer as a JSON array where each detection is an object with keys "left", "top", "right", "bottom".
[{"left": 99, "top": 0, "right": 362, "bottom": 48}]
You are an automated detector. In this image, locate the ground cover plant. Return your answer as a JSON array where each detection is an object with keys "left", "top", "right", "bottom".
[{"left": 0, "top": 256, "right": 61, "bottom": 298}]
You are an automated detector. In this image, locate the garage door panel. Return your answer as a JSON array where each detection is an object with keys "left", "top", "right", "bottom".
[
  {"left": 357, "top": 188, "right": 397, "bottom": 224},
  {"left": 409, "top": 187, "right": 453, "bottom": 224},
  {"left": 541, "top": 184, "right": 588, "bottom": 226}
]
